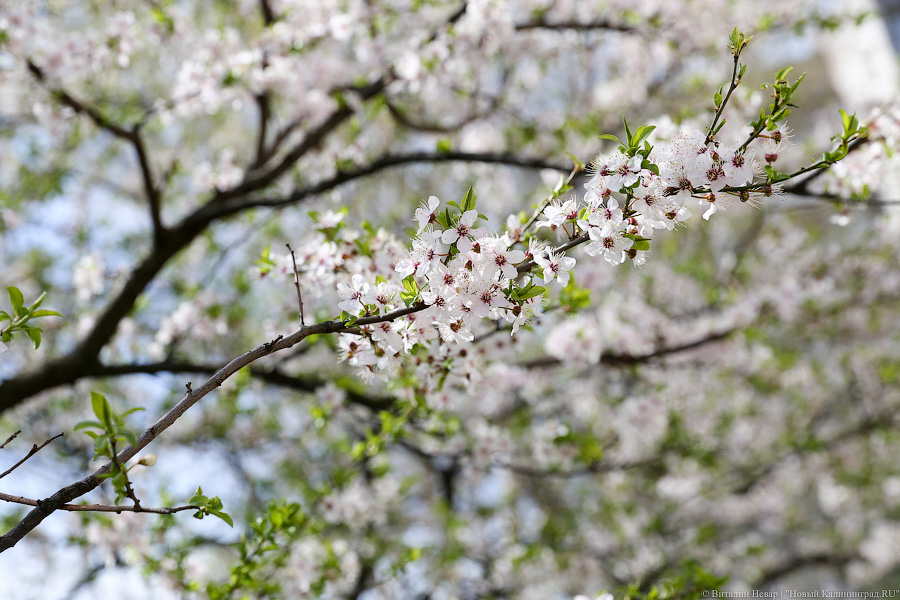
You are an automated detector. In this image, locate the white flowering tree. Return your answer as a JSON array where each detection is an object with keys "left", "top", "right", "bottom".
[{"left": 1, "top": 1, "right": 900, "bottom": 598}]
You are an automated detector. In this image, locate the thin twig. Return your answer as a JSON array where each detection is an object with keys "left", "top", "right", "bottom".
[
  {"left": 0, "top": 492, "right": 197, "bottom": 514},
  {"left": 26, "top": 60, "right": 165, "bottom": 244},
  {"left": 514, "top": 233, "right": 589, "bottom": 273},
  {"left": 108, "top": 439, "right": 142, "bottom": 509},
  {"left": 522, "top": 162, "right": 583, "bottom": 233},
  {"left": 0, "top": 433, "right": 64, "bottom": 480},
  {"left": 286, "top": 244, "right": 306, "bottom": 326},
  {"left": 0, "top": 430, "right": 21, "bottom": 450},
  {"left": 706, "top": 53, "right": 742, "bottom": 145}
]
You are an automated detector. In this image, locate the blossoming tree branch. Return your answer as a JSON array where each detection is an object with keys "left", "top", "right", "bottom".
[
  {"left": 0, "top": 22, "right": 865, "bottom": 543},
  {"left": 1, "top": 1, "right": 899, "bottom": 597}
]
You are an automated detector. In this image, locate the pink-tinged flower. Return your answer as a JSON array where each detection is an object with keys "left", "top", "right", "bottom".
[
  {"left": 370, "top": 281, "right": 397, "bottom": 312},
  {"left": 436, "top": 317, "right": 474, "bottom": 343},
  {"left": 700, "top": 192, "right": 726, "bottom": 221},
  {"left": 703, "top": 162, "right": 727, "bottom": 192},
  {"left": 534, "top": 248, "right": 576, "bottom": 287},
  {"left": 721, "top": 146, "right": 756, "bottom": 187},
  {"left": 633, "top": 180, "right": 667, "bottom": 223},
  {"left": 469, "top": 281, "right": 507, "bottom": 318},
  {"left": 505, "top": 214, "right": 525, "bottom": 242},
  {"left": 317, "top": 209, "right": 345, "bottom": 229},
  {"left": 421, "top": 287, "right": 455, "bottom": 313},
  {"left": 504, "top": 294, "right": 544, "bottom": 334},
  {"left": 393, "top": 255, "right": 420, "bottom": 279},
  {"left": 396, "top": 231, "right": 448, "bottom": 278},
  {"left": 486, "top": 243, "right": 526, "bottom": 280},
  {"left": 685, "top": 150, "right": 715, "bottom": 188},
  {"left": 606, "top": 153, "right": 644, "bottom": 191},
  {"left": 336, "top": 274, "right": 371, "bottom": 313},
  {"left": 584, "top": 224, "right": 634, "bottom": 265},
  {"left": 441, "top": 210, "right": 484, "bottom": 252},
  {"left": 370, "top": 320, "right": 404, "bottom": 353},
  {"left": 578, "top": 197, "right": 624, "bottom": 239},
  {"left": 659, "top": 199, "right": 692, "bottom": 229},
  {"left": 762, "top": 137, "right": 782, "bottom": 164},
  {"left": 338, "top": 334, "right": 377, "bottom": 366},
  {"left": 413, "top": 196, "right": 441, "bottom": 232},
  {"left": 584, "top": 182, "right": 611, "bottom": 208},
  {"left": 525, "top": 238, "right": 547, "bottom": 262},
  {"left": 429, "top": 261, "right": 461, "bottom": 294},
  {"left": 535, "top": 198, "right": 578, "bottom": 231}
]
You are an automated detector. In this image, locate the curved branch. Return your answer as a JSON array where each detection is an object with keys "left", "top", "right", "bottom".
[
  {"left": 221, "top": 151, "right": 570, "bottom": 214},
  {"left": 27, "top": 60, "right": 164, "bottom": 244},
  {"left": 259, "top": 0, "right": 276, "bottom": 25},
  {"left": 0, "top": 149, "right": 564, "bottom": 413},
  {"left": 0, "top": 304, "right": 424, "bottom": 551},
  {"left": 752, "top": 552, "right": 855, "bottom": 589},
  {"left": 783, "top": 136, "right": 869, "bottom": 196},
  {"left": 521, "top": 328, "right": 736, "bottom": 369},
  {"left": 216, "top": 77, "right": 389, "bottom": 201},
  {"left": 515, "top": 18, "right": 640, "bottom": 34},
  {"left": 495, "top": 456, "right": 659, "bottom": 478},
  {"left": 87, "top": 360, "right": 394, "bottom": 411}
]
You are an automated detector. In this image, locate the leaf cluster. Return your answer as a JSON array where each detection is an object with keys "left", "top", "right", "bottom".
[
  {"left": 74, "top": 392, "right": 145, "bottom": 504},
  {"left": 0, "top": 287, "right": 62, "bottom": 349}
]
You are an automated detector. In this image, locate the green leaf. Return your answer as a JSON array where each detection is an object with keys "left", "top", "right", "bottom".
[
  {"left": 30, "top": 310, "right": 63, "bottom": 318},
  {"left": 839, "top": 108, "right": 851, "bottom": 131},
  {"left": 559, "top": 275, "right": 591, "bottom": 313},
  {"left": 632, "top": 239, "right": 651, "bottom": 251},
  {"left": 630, "top": 125, "right": 656, "bottom": 149},
  {"left": 27, "top": 291, "right": 47, "bottom": 311},
  {"left": 434, "top": 209, "right": 450, "bottom": 229},
  {"left": 122, "top": 430, "right": 137, "bottom": 447},
  {"left": 210, "top": 510, "right": 234, "bottom": 527},
  {"left": 121, "top": 407, "right": 145, "bottom": 418},
  {"left": 517, "top": 285, "right": 546, "bottom": 301},
  {"left": 91, "top": 392, "right": 113, "bottom": 428},
  {"left": 598, "top": 133, "right": 625, "bottom": 148},
  {"left": 460, "top": 186, "right": 477, "bottom": 213},
  {"left": 564, "top": 151, "right": 585, "bottom": 170},
  {"left": 74, "top": 420, "right": 104, "bottom": 431},
  {"left": 775, "top": 66, "right": 793, "bottom": 81},
  {"left": 24, "top": 326, "right": 41, "bottom": 349},
  {"left": 7, "top": 287, "right": 24, "bottom": 310}
]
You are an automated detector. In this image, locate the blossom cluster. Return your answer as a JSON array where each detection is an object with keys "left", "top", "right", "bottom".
[{"left": 326, "top": 120, "right": 792, "bottom": 383}]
